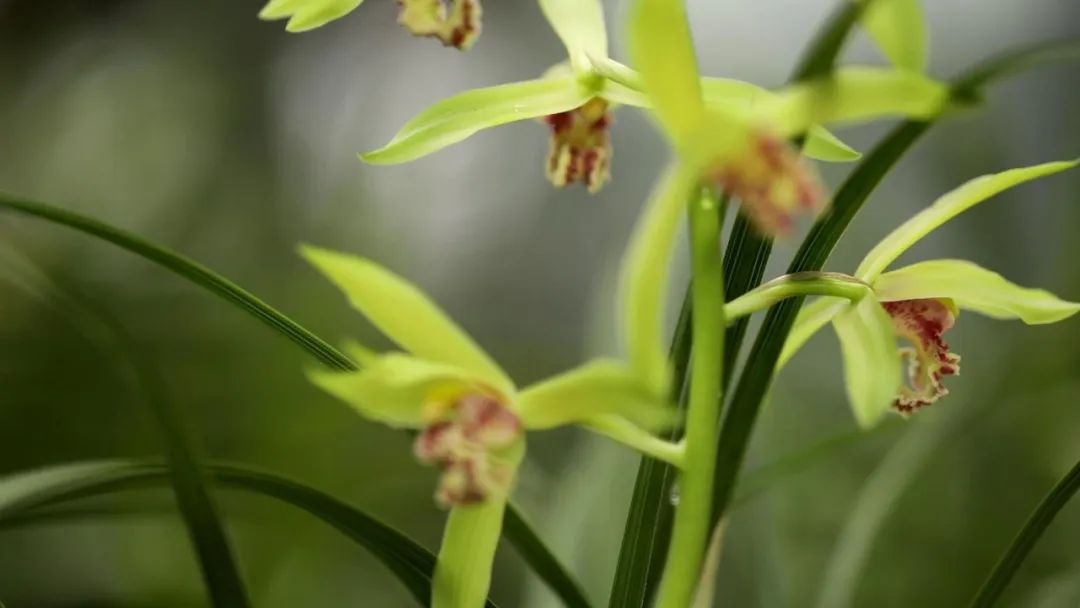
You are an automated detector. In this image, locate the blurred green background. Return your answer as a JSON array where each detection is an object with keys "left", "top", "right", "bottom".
[{"left": 1, "top": 0, "right": 1078, "bottom": 606}]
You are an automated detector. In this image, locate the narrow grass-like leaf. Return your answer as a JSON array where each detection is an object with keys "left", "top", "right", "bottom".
[
  {"left": 111, "top": 325, "right": 251, "bottom": 607},
  {"left": 0, "top": 248, "right": 249, "bottom": 606},
  {"left": 0, "top": 193, "right": 584, "bottom": 607},
  {"left": 503, "top": 506, "right": 593, "bottom": 608},
  {"left": 970, "top": 456, "right": 1080, "bottom": 608},
  {"left": 0, "top": 461, "right": 456, "bottom": 607},
  {"left": 0, "top": 193, "right": 354, "bottom": 371}
]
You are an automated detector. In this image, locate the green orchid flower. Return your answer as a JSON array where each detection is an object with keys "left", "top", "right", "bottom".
[
  {"left": 259, "top": 0, "right": 482, "bottom": 50},
  {"left": 778, "top": 159, "right": 1080, "bottom": 427},
  {"left": 299, "top": 245, "right": 681, "bottom": 607},
  {"left": 361, "top": 0, "right": 948, "bottom": 195},
  {"left": 624, "top": 0, "right": 951, "bottom": 236},
  {"left": 617, "top": 0, "right": 948, "bottom": 399}
]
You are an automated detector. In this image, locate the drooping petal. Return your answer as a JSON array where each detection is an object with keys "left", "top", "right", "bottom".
[
  {"left": 397, "top": 0, "right": 482, "bottom": 50},
  {"left": 831, "top": 297, "right": 902, "bottom": 428},
  {"left": 874, "top": 260, "right": 1080, "bottom": 324},
  {"left": 855, "top": 159, "right": 1080, "bottom": 281},
  {"left": 777, "top": 297, "right": 848, "bottom": 370},
  {"left": 432, "top": 486, "right": 514, "bottom": 608},
  {"left": 627, "top": 0, "right": 707, "bottom": 150},
  {"left": 307, "top": 353, "right": 486, "bottom": 428},
  {"left": 515, "top": 360, "right": 675, "bottom": 431},
  {"left": 543, "top": 98, "right": 613, "bottom": 193},
  {"left": 759, "top": 67, "right": 947, "bottom": 137},
  {"left": 803, "top": 125, "right": 862, "bottom": 162},
  {"left": 881, "top": 299, "right": 961, "bottom": 413},
  {"left": 857, "top": 0, "right": 928, "bottom": 72},
  {"left": 619, "top": 163, "right": 699, "bottom": 397},
  {"left": 360, "top": 77, "right": 591, "bottom": 164},
  {"left": 301, "top": 246, "right": 513, "bottom": 393},
  {"left": 538, "top": 0, "right": 608, "bottom": 71},
  {"left": 258, "top": 0, "right": 364, "bottom": 32}
]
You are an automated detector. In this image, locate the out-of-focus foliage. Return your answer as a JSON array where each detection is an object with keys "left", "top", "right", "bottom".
[{"left": 1, "top": 1, "right": 1079, "bottom": 607}]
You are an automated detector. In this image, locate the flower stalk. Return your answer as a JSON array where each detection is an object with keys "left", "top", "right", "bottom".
[{"left": 655, "top": 189, "right": 725, "bottom": 608}]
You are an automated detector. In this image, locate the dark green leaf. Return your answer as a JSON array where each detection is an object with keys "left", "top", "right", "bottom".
[
  {"left": 0, "top": 461, "right": 458, "bottom": 607},
  {"left": 970, "top": 457, "right": 1080, "bottom": 608}
]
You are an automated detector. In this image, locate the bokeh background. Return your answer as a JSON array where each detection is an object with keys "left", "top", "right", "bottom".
[{"left": 1, "top": 0, "right": 1079, "bottom": 606}]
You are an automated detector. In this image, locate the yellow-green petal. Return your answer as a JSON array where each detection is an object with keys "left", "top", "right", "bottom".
[
  {"left": 856, "top": 159, "right": 1080, "bottom": 281},
  {"left": 777, "top": 297, "right": 848, "bottom": 371},
  {"left": 803, "top": 125, "right": 862, "bottom": 162},
  {"left": 515, "top": 360, "right": 674, "bottom": 431},
  {"left": 874, "top": 259, "right": 1080, "bottom": 324},
  {"left": 759, "top": 67, "right": 948, "bottom": 137},
  {"left": 308, "top": 354, "right": 483, "bottom": 428},
  {"left": 609, "top": 76, "right": 859, "bottom": 164},
  {"left": 361, "top": 77, "right": 590, "bottom": 165},
  {"left": 301, "top": 246, "right": 513, "bottom": 392},
  {"left": 618, "top": 163, "right": 699, "bottom": 397},
  {"left": 831, "top": 297, "right": 901, "bottom": 428},
  {"left": 538, "top": 0, "right": 608, "bottom": 72},
  {"left": 627, "top": 0, "right": 706, "bottom": 148},
  {"left": 433, "top": 501, "right": 506, "bottom": 608},
  {"left": 857, "top": 0, "right": 928, "bottom": 72},
  {"left": 258, "top": 0, "right": 364, "bottom": 32}
]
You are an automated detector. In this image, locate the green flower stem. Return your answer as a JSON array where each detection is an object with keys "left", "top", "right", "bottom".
[
  {"left": 584, "top": 417, "right": 686, "bottom": 467},
  {"left": 588, "top": 55, "right": 644, "bottom": 91},
  {"left": 723, "top": 272, "right": 870, "bottom": 322},
  {"left": 655, "top": 189, "right": 725, "bottom": 608}
]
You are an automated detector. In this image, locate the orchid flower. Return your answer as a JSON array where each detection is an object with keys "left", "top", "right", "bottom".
[
  {"left": 617, "top": 0, "right": 947, "bottom": 399},
  {"left": 299, "top": 245, "right": 680, "bottom": 607},
  {"left": 777, "top": 160, "right": 1080, "bottom": 427},
  {"left": 259, "top": 0, "right": 482, "bottom": 49},
  {"left": 360, "top": 0, "right": 948, "bottom": 194}
]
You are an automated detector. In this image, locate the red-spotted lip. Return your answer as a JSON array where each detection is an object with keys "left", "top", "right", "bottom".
[{"left": 882, "top": 298, "right": 961, "bottom": 414}]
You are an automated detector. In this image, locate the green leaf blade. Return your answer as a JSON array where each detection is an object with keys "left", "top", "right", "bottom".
[{"left": 361, "top": 77, "right": 589, "bottom": 165}]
